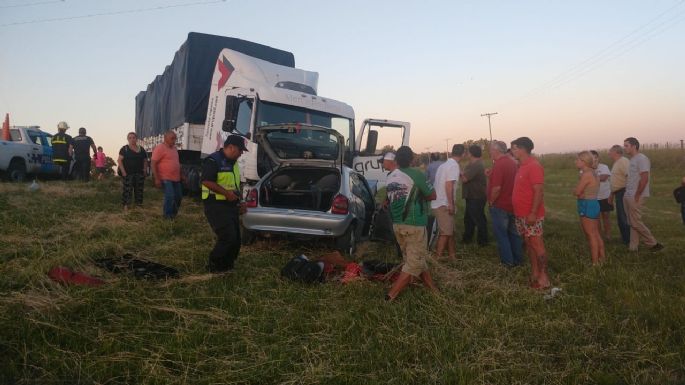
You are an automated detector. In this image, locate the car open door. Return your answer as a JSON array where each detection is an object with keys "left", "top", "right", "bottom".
[{"left": 353, "top": 119, "right": 410, "bottom": 190}]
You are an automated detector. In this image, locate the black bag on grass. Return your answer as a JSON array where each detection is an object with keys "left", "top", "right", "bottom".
[
  {"left": 95, "top": 254, "right": 180, "bottom": 280},
  {"left": 361, "top": 260, "right": 398, "bottom": 275},
  {"left": 280, "top": 255, "right": 323, "bottom": 283}
]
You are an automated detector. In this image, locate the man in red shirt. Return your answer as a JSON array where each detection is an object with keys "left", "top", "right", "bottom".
[
  {"left": 151, "top": 130, "right": 182, "bottom": 219},
  {"left": 487, "top": 140, "right": 523, "bottom": 267},
  {"left": 510, "top": 137, "right": 550, "bottom": 289}
]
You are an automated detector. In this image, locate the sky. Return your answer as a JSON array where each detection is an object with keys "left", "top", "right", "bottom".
[{"left": 1, "top": 0, "right": 684, "bottom": 158}]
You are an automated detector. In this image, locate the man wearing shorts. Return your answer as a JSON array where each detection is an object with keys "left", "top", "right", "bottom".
[
  {"left": 430, "top": 144, "right": 463, "bottom": 259},
  {"left": 385, "top": 146, "right": 437, "bottom": 301},
  {"left": 511, "top": 137, "right": 550, "bottom": 289}
]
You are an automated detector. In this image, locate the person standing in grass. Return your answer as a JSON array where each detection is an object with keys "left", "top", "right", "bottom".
[
  {"left": 623, "top": 137, "right": 663, "bottom": 252},
  {"left": 71, "top": 127, "right": 97, "bottom": 182},
  {"left": 430, "top": 144, "right": 463, "bottom": 259},
  {"left": 51, "top": 121, "right": 73, "bottom": 180},
  {"left": 461, "top": 144, "right": 488, "bottom": 246},
  {"left": 608, "top": 144, "right": 630, "bottom": 245},
  {"left": 118, "top": 132, "right": 148, "bottom": 211},
  {"left": 574, "top": 151, "right": 606, "bottom": 265},
  {"left": 425, "top": 152, "right": 444, "bottom": 186},
  {"left": 201, "top": 135, "right": 248, "bottom": 273},
  {"left": 487, "top": 140, "right": 523, "bottom": 267},
  {"left": 591, "top": 150, "right": 613, "bottom": 240},
  {"left": 385, "top": 146, "right": 437, "bottom": 301},
  {"left": 94, "top": 146, "right": 107, "bottom": 181},
  {"left": 424, "top": 152, "right": 444, "bottom": 246},
  {"left": 151, "top": 130, "right": 182, "bottom": 219},
  {"left": 510, "top": 137, "right": 550, "bottom": 289}
]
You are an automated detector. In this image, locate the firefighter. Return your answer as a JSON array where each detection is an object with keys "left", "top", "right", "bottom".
[
  {"left": 52, "top": 121, "right": 73, "bottom": 180},
  {"left": 201, "top": 135, "right": 248, "bottom": 273}
]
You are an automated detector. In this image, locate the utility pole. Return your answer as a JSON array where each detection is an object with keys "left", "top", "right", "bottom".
[
  {"left": 481, "top": 112, "right": 498, "bottom": 142},
  {"left": 444, "top": 138, "right": 452, "bottom": 158}
]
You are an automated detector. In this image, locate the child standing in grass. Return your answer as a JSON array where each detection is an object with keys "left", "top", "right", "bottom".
[
  {"left": 95, "top": 146, "right": 107, "bottom": 180},
  {"left": 574, "top": 151, "right": 605, "bottom": 265}
]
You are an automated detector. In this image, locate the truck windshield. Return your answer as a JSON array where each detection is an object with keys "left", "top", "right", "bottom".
[{"left": 256, "top": 101, "right": 353, "bottom": 155}]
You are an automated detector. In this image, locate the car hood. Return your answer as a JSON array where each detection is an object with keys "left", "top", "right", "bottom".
[{"left": 255, "top": 124, "right": 344, "bottom": 169}]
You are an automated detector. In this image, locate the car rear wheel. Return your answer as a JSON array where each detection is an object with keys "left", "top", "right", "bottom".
[
  {"left": 336, "top": 223, "right": 357, "bottom": 256},
  {"left": 7, "top": 159, "right": 27, "bottom": 182},
  {"left": 240, "top": 223, "right": 256, "bottom": 246}
]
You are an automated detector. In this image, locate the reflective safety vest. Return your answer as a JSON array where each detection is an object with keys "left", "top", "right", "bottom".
[{"left": 201, "top": 151, "right": 240, "bottom": 201}]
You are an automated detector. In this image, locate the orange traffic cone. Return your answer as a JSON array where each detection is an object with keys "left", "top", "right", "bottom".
[{"left": 1, "top": 113, "right": 10, "bottom": 141}]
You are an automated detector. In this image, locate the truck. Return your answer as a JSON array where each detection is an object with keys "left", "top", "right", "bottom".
[
  {"left": 0, "top": 124, "right": 60, "bottom": 182},
  {"left": 135, "top": 32, "right": 411, "bottom": 192}
]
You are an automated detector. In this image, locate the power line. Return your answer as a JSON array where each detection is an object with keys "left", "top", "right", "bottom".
[
  {"left": 500, "top": 0, "right": 685, "bottom": 108},
  {"left": 0, "top": 0, "right": 64, "bottom": 9},
  {"left": 542, "top": 9, "right": 685, "bottom": 93},
  {"left": 0, "top": 0, "right": 227, "bottom": 27}
]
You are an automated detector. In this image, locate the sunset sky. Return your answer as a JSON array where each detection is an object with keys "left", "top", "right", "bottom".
[{"left": 1, "top": 0, "right": 684, "bottom": 157}]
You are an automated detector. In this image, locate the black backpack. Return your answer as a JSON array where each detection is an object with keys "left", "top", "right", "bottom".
[
  {"left": 674, "top": 186, "right": 685, "bottom": 204},
  {"left": 280, "top": 256, "right": 323, "bottom": 283}
]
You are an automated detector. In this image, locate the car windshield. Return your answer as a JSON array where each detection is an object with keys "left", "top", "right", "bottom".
[
  {"left": 265, "top": 127, "right": 339, "bottom": 161},
  {"left": 256, "top": 101, "right": 352, "bottom": 151}
]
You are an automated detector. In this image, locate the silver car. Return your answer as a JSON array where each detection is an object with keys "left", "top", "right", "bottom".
[{"left": 242, "top": 124, "right": 376, "bottom": 254}]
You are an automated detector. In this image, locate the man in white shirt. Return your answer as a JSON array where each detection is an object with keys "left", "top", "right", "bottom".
[
  {"left": 430, "top": 144, "right": 464, "bottom": 259},
  {"left": 623, "top": 137, "right": 663, "bottom": 252},
  {"left": 591, "top": 150, "right": 612, "bottom": 240}
]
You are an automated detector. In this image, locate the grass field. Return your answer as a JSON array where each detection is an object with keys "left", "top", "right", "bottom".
[{"left": 1, "top": 150, "right": 684, "bottom": 385}]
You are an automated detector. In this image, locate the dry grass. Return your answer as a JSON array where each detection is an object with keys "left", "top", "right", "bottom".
[{"left": 1, "top": 166, "right": 684, "bottom": 384}]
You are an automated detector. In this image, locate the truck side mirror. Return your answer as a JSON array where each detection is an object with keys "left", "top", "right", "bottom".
[
  {"left": 364, "top": 130, "right": 378, "bottom": 155},
  {"left": 222, "top": 95, "right": 242, "bottom": 132}
]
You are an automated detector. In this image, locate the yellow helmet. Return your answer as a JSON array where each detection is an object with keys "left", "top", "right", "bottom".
[{"left": 57, "top": 121, "right": 69, "bottom": 130}]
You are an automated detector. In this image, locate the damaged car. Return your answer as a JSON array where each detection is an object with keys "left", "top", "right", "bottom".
[{"left": 242, "top": 124, "right": 376, "bottom": 254}]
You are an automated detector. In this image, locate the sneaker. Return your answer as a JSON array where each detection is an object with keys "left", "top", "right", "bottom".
[{"left": 649, "top": 243, "right": 664, "bottom": 252}]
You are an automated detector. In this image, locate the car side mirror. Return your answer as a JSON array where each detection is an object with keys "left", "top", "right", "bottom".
[{"left": 364, "top": 130, "right": 378, "bottom": 155}]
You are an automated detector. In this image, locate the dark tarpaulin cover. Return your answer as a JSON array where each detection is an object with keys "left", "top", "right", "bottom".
[{"left": 136, "top": 32, "right": 295, "bottom": 138}]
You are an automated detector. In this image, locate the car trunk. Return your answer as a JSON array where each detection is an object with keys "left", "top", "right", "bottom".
[{"left": 259, "top": 167, "right": 340, "bottom": 212}]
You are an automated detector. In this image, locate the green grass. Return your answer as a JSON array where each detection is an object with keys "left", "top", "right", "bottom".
[{"left": 1, "top": 155, "right": 684, "bottom": 384}]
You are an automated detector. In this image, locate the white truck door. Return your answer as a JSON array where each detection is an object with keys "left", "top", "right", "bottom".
[{"left": 353, "top": 119, "right": 410, "bottom": 190}]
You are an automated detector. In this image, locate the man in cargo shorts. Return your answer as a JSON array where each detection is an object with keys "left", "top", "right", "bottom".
[
  {"left": 430, "top": 144, "right": 463, "bottom": 259},
  {"left": 385, "top": 146, "right": 437, "bottom": 301},
  {"left": 510, "top": 137, "right": 550, "bottom": 289}
]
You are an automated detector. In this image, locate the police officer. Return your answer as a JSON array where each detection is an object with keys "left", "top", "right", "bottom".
[
  {"left": 72, "top": 127, "right": 97, "bottom": 182},
  {"left": 52, "top": 121, "right": 73, "bottom": 180},
  {"left": 201, "top": 135, "right": 248, "bottom": 273}
]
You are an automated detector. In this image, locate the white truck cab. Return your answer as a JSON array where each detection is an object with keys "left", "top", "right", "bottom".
[{"left": 202, "top": 48, "right": 410, "bottom": 188}]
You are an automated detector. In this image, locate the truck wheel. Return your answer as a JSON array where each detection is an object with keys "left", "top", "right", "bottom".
[
  {"left": 336, "top": 224, "right": 357, "bottom": 256},
  {"left": 7, "top": 159, "right": 27, "bottom": 182}
]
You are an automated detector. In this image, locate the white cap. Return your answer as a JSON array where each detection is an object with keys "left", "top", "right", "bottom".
[{"left": 380, "top": 152, "right": 396, "bottom": 161}]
